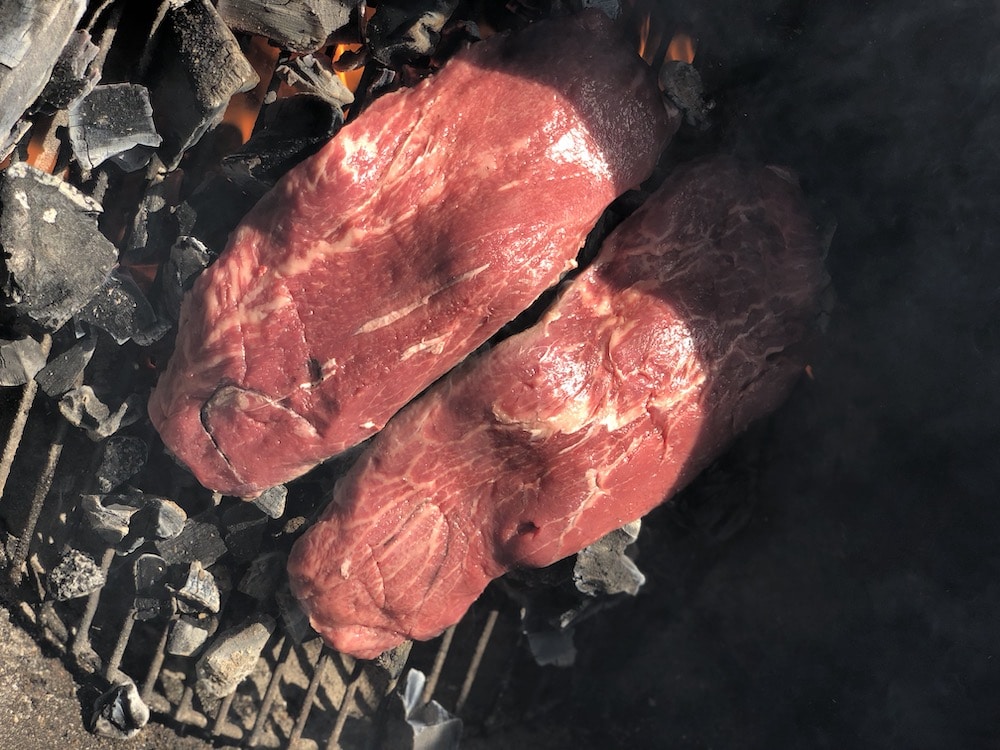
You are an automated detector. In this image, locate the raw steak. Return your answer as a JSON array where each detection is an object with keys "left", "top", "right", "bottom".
[
  {"left": 148, "top": 10, "right": 676, "bottom": 497},
  {"left": 287, "top": 156, "right": 828, "bottom": 659}
]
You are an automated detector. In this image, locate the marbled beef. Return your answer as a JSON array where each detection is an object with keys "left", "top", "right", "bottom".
[
  {"left": 287, "top": 157, "right": 828, "bottom": 659},
  {"left": 148, "top": 11, "right": 676, "bottom": 497}
]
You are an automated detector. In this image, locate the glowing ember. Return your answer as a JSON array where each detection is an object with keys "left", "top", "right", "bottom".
[
  {"left": 333, "top": 44, "right": 365, "bottom": 92},
  {"left": 666, "top": 32, "right": 697, "bottom": 64}
]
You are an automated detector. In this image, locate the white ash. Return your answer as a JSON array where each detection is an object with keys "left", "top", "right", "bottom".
[{"left": 47, "top": 549, "right": 106, "bottom": 601}]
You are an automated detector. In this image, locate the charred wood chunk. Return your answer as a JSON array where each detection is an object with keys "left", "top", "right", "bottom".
[
  {"left": 0, "top": 163, "right": 117, "bottom": 331},
  {"left": 221, "top": 501, "right": 267, "bottom": 563},
  {"left": 59, "top": 386, "right": 144, "bottom": 440},
  {"left": 47, "top": 549, "right": 106, "bottom": 600},
  {"left": 217, "top": 0, "right": 360, "bottom": 53},
  {"left": 173, "top": 560, "right": 221, "bottom": 614},
  {"left": 95, "top": 435, "right": 148, "bottom": 493},
  {"left": 133, "top": 552, "right": 173, "bottom": 620},
  {"left": 75, "top": 268, "right": 168, "bottom": 345},
  {"left": 0, "top": 0, "right": 86, "bottom": 157},
  {"left": 0, "top": 335, "right": 47, "bottom": 386},
  {"left": 81, "top": 493, "right": 139, "bottom": 547},
  {"left": 252, "top": 483, "right": 286, "bottom": 519},
  {"left": 194, "top": 614, "right": 275, "bottom": 703},
  {"left": 220, "top": 93, "right": 342, "bottom": 196},
  {"left": 180, "top": 174, "right": 259, "bottom": 253},
  {"left": 380, "top": 668, "right": 463, "bottom": 750},
  {"left": 572, "top": 519, "right": 645, "bottom": 597},
  {"left": 167, "top": 616, "right": 214, "bottom": 656},
  {"left": 367, "top": 0, "right": 459, "bottom": 67},
  {"left": 144, "top": 0, "right": 259, "bottom": 169},
  {"left": 123, "top": 178, "right": 180, "bottom": 265},
  {"left": 89, "top": 681, "right": 150, "bottom": 740},
  {"left": 659, "top": 60, "right": 713, "bottom": 129},
  {"left": 277, "top": 54, "right": 355, "bottom": 108},
  {"left": 34, "top": 335, "right": 95, "bottom": 397},
  {"left": 38, "top": 28, "right": 100, "bottom": 111},
  {"left": 68, "top": 83, "right": 162, "bottom": 173},
  {"left": 155, "top": 515, "right": 228, "bottom": 566},
  {"left": 157, "top": 236, "right": 212, "bottom": 322},
  {"left": 237, "top": 551, "right": 284, "bottom": 600}
]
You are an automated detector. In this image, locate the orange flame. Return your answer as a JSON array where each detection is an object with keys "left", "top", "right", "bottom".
[
  {"left": 222, "top": 37, "right": 281, "bottom": 143},
  {"left": 333, "top": 43, "right": 365, "bottom": 93},
  {"left": 666, "top": 32, "right": 696, "bottom": 64}
]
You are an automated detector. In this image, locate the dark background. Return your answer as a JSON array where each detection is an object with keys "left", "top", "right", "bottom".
[{"left": 520, "top": 1, "right": 1000, "bottom": 747}]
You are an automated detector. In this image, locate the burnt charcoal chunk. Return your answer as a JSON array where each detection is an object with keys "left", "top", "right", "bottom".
[
  {"left": 367, "top": 0, "right": 459, "bottom": 66},
  {"left": 68, "top": 83, "right": 162, "bottom": 172},
  {"left": 277, "top": 54, "right": 354, "bottom": 108},
  {"left": 221, "top": 501, "right": 267, "bottom": 562},
  {"left": 95, "top": 435, "right": 148, "bottom": 493},
  {"left": 34, "top": 335, "right": 95, "bottom": 396},
  {"left": 573, "top": 520, "right": 644, "bottom": 597},
  {"left": 167, "top": 616, "right": 214, "bottom": 656},
  {"left": 75, "top": 269, "right": 167, "bottom": 345},
  {"left": 156, "top": 516, "right": 227, "bottom": 566},
  {"left": 0, "top": 163, "right": 117, "bottom": 330},
  {"left": 174, "top": 560, "right": 221, "bottom": 614},
  {"left": 38, "top": 29, "right": 100, "bottom": 111},
  {"left": 194, "top": 614, "right": 274, "bottom": 701},
  {"left": 123, "top": 179, "right": 181, "bottom": 265},
  {"left": 60, "top": 387, "right": 144, "bottom": 440},
  {"left": 157, "top": 236, "right": 212, "bottom": 322},
  {"left": 89, "top": 681, "right": 149, "bottom": 739},
  {"left": 659, "top": 60, "right": 713, "bottom": 129},
  {"left": 217, "top": 0, "right": 359, "bottom": 53},
  {"left": 381, "top": 668, "right": 463, "bottom": 750},
  {"left": 220, "top": 94, "right": 342, "bottom": 196},
  {"left": 0, "top": 0, "right": 86, "bottom": 158},
  {"left": 181, "top": 175, "right": 258, "bottom": 254},
  {"left": 47, "top": 549, "right": 106, "bottom": 600},
  {"left": 81, "top": 494, "right": 138, "bottom": 546},
  {"left": 0, "top": 336, "right": 46, "bottom": 386},
  {"left": 252, "top": 484, "right": 286, "bottom": 519},
  {"left": 144, "top": 0, "right": 258, "bottom": 169},
  {"left": 237, "top": 551, "right": 284, "bottom": 600}
]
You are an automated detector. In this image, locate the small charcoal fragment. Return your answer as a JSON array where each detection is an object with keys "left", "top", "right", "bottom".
[
  {"left": 0, "top": 163, "right": 117, "bottom": 330},
  {"left": 95, "top": 435, "right": 148, "bottom": 493},
  {"left": 47, "top": 549, "right": 106, "bottom": 600},
  {"left": 216, "top": 0, "right": 359, "bottom": 53},
  {"left": 68, "top": 83, "right": 162, "bottom": 172},
  {"left": 135, "top": 495, "right": 187, "bottom": 540},
  {"left": 167, "top": 616, "right": 214, "bottom": 657},
  {"left": 195, "top": 614, "right": 275, "bottom": 701},
  {"left": 38, "top": 29, "right": 100, "bottom": 110},
  {"left": 88, "top": 681, "right": 149, "bottom": 739},
  {"left": 0, "top": 0, "right": 86, "bottom": 158},
  {"left": 659, "top": 60, "right": 713, "bottom": 129},
  {"left": 144, "top": 0, "right": 259, "bottom": 168},
  {"left": 156, "top": 516, "right": 228, "bottom": 566},
  {"left": 81, "top": 494, "right": 137, "bottom": 546},
  {"left": 174, "top": 560, "right": 221, "bottom": 614},
  {"left": 220, "top": 94, "right": 341, "bottom": 196},
  {"left": 381, "top": 669, "right": 462, "bottom": 750},
  {"left": 367, "top": 0, "right": 459, "bottom": 67},
  {"left": 133, "top": 553, "right": 172, "bottom": 620},
  {"left": 0, "top": 336, "right": 47, "bottom": 386},
  {"left": 278, "top": 55, "right": 355, "bottom": 108},
  {"left": 526, "top": 627, "right": 577, "bottom": 668},
  {"left": 252, "top": 484, "right": 287, "bottom": 519},
  {"left": 221, "top": 502, "right": 267, "bottom": 563},
  {"left": 275, "top": 584, "right": 313, "bottom": 644},
  {"left": 237, "top": 552, "right": 284, "bottom": 600},
  {"left": 573, "top": 520, "right": 645, "bottom": 597},
  {"left": 158, "top": 236, "right": 211, "bottom": 321},
  {"left": 34, "top": 335, "right": 95, "bottom": 397},
  {"left": 75, "top": 269, "right": 167, "bottom": 345}
]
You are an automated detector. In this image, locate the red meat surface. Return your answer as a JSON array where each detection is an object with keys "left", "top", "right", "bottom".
[
  {"left": 287, "top": 157, "right": 828, "bottom": 659},
  {"left": 148, "top": 11, "right": 676, "bottom": 497}
]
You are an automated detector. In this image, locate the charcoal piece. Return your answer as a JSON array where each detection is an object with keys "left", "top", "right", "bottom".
[
  {"left": 38, "top": 29, "right": 100, "bottom": 110},
  {"left": 68, "top": 83, "right": 162, "bottom": 172},
  {"left": 216, "top": 0, "right": 359, "bottom": 53},
  {"left": 0, "top": 162, "right": 117, "bottom": 330},
  {"left": 75, "top": 269, "right": 168, "bottom": 345},
  {"left": 0, "top": 0, "right": 86, "bottom": 157},
  {"left": 573, "top": 520, "right": 645, "bottom": 597},
  {"left": 0, "top": 336, "right": 46, "bottom": 386},
  {"left": 133, "top": 553, "right": 172, "bottom": 620},
  {"left": 277, "top": 54, "right": 354, "bottom": 108},
  {"left": 367, "top": 0, "right": 459, "bottom": 67},
  {"left": 158, "top": 236, "right": 211, "bottom": 321},
  {"left": 144, "top": 0, "right": 259, "bottom": 169},
  {"left": 221, "top": 501, "right": 267, "bottom": 563},
  {"left": 47, "top": 549, "right": 106, "bottom": 600},
  {"left": 124, "top": 178, "right": 180, "bottom": 265},
  {"left": 59, "top": 387, "right": 144, "bottom": 440},
  {"left": 34, "top": 335, "right": 95, "bottom": 397},
  {"left": 252, "top": 484, "right": 286, "bottom": 519},
  {"left": 156, "top": 516, "right": 227, "bottom": 566},
  {"left": 81, "top": 494, "right": 138, "bottom": 546},
  {"left": 181, "top": 174, "right": 259, "bottom": 252},
  {"left": 275, "top": 583, "right": 312, "bottom": 644},
  {"left": 134, "top": 495, "right": 187, "bottom": 540},
  {"left": 95, "top": 435, "right": 148, "bottom": 493},
  {"left": 174, "top": 560, "right": 221, "bottom": 614},
  {"left": 659, "top": 60, "right": 713, "bottom": 129},
  {"left": 195, "top": 614, "right": 275, "bottom": 701},
  {"left": 88, "top": 681, "right": 149, "bottom": 739},
  {"left": 381, "top": 668, "right": 462, "bottom": 750},
  {"left": 237, "top": 551, "right": 284, "bottom": 600},
  {"left": 167, "top": 616, "right": 214, "bottom": 657},
  {"left": 220, "top": 94, "right": 341, "bottom": 196},
  {"left": 526, "top": 627, "right": 577, "bottom": 668}
]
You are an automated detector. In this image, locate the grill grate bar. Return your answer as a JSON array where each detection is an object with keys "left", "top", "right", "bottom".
[
  {"left": 211, "top": 688, "right": 240, "bottom": 738},
  {"left": 325, "top": 659, "right": 366, "bottom": 750},
  {"left": 289, "top": 646, "right": 332, "bottom": 745},
  {"left": 0, "top": 334, "right": 52, "bottom": 501},
  {"left": 71, "top": 547, "right": 115, "bottom": 670},
  {"left": 456, "top": 608, "right": 499, "bottom": 714},
  {"left": 105, "top": 607, "right": 138, "bottom": 681},
  {"left": 141, "top": 618, "right": 173, "bottom": 704},
  {"left": 421, "top": 623, "right": 457, "bottom": 705},
  {"left": 248, "top": 634, "right": 293, "bottom": 746}
]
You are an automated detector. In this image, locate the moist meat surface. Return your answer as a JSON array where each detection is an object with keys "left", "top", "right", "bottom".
[
  {"left": 287, "top": 157, "right": 828, "bottom": 659},
  {"left": 148, "top": 11, "right": 675, "bottom": 497}
]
